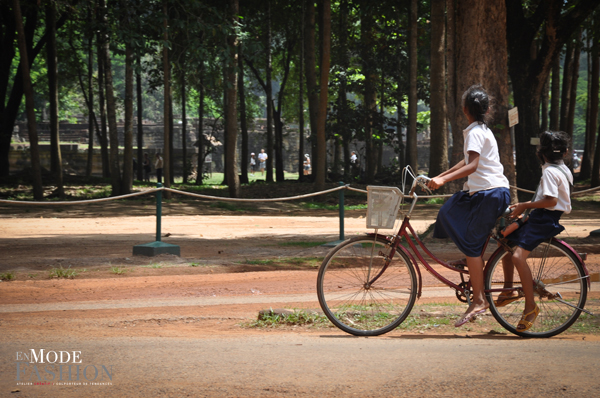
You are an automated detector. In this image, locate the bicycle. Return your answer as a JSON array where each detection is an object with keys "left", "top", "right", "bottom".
[{"left": 316, "top": 170, "right": 591, "bottom": 338}]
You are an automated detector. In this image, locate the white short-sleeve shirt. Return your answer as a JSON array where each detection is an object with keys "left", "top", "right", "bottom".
[
  {"left": 533, "top": 161, "right": 572, "bottom": 213},
  {"left": 463, "top": 122, "right": 509, "bottom": 193}
]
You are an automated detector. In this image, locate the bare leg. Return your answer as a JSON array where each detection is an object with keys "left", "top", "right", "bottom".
[
  {"left": 500, "top": 255, "right": 515, "bottom": 294},
  {"left": 511, "top": 247, "right": 536, "bottom": 315},
  {"left": 465, "top": 256, "right": 488, "bottom": 313}
]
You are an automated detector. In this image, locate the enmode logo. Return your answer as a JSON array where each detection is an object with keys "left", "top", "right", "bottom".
[{"left": 15, "top": 349, "right": 113, "bottom": 386}]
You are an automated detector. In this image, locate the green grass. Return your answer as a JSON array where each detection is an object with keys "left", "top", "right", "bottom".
[
  {"left": 210, "top": 201, "right": 245, "bottom": 211},
  {"left": 197, "top": 171, "right": 301, "bottom": 186},
  {"left": 0, "top": 271, "right": 15, "bottom": 281},
  {"left": 244, "top": 309, "right": 331, "bottom": 329},
  {"left": 424, "top": 197, "right": 444, "bottom": 205},
  {"left": 49, "top": 266, "right": 78, "bottom": 279},
  {"left": 301, "top": 202, "right": 368, "bottom": 211},
  {"left": 111, "top": 266, "right": 127, "bottom": 275},
  {"left": 239, "top": 257, "right": 323, "bottom": 268}
]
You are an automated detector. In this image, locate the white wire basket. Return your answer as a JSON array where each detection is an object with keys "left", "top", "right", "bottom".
[{"left": 366, "top": 186, "right": 404, "bottom": 229}]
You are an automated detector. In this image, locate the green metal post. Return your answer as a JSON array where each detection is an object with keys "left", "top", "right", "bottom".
[
  {"left": 156, "top": 183, "right": 162, "bottom": 242},
  {"left": 339, "top": 181, "right": 345, "bottom": 241}
]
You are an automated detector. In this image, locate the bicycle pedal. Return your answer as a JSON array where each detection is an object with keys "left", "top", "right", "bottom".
[{"left": 470, "top": 316, "right": 477, "bottom": 322}]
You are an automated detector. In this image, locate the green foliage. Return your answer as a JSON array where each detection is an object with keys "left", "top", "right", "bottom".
[
  {"left": 49, "top": 266, "right": 78, "bottom": 279},
  {"left": 0, "top": 272, "right": 15, "bottom": 281},
  {"left": 110, "top": 266, "right": 127, "bottom": 275},
  {"left": 245, "top": 309, "right": 331, "bottom": 329}
]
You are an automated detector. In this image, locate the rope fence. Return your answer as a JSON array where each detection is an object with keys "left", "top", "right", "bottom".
[{"left": 0, "top": 183, "right": 598, "bottom": 206}]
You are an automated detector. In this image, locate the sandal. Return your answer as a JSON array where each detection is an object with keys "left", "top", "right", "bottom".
[
  {"left": 516, "top": 304, "right": 540, "bottom": 332},
  {"left": 494, "top": 292, "right": 524, "bottom": 307},
  {"left": 455, "top": 308, "right": 486, "bottom": 327}
]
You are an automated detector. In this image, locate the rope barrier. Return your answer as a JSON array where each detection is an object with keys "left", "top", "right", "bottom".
[
  {"left": 0, "top": 188, "right": 162, "bottom": 205},
  {"left": 163, "top": 185, "right": 347, "bottom": 202},
  {"left": 0, "top": 182, "right": 598, "bottom": 205}
]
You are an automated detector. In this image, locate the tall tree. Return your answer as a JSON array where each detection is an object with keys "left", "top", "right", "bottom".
[
  {"left": 506, "top": 0, "right": 599, "bottom": 193},
  {"left": 86, "top": 6, "right": 95, "bottom": 178},
  {"left": 12, "top": 0, "right": 42, "bottom": 200},
  {"left": 238, "top": 44, "right": 249, "bottom": 184},
  {"left": 46, "top": 1, "right": 63, "bottom": 197},
  {"left": 549, "top": 55, "right": 560, "bottom": 131},
  {"left": 162, "top": 0, "right": 171, "bottom": 195},
  {"left": 581, "top": 15, "right": 599, "bottom": 180},
  {"left": 406, "top": 0, "right": 418, "bottom": 172},
  {"left": 314, "top": 0, "right": 331, "bottom": 189},
  {"left": 225, "top": 0, "right": 240, "bottom": 197},
  {"left": 121, "top": 3, "right": 134, "bottom": 194},
  {"left": 303, "top": 1, "right": 318, "bottom": 178},
  {"left": 99, "top": 0, "right": 121, "bottom": 195},
  {"left": 428, "top": 0, "right": 448, "bottom": 182}
]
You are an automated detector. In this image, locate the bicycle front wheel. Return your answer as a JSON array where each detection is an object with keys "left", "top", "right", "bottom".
[
  {"left": 485, "top": 239, "right": 588, "bottom": 338},
  {"left": 317, "top": 235, "right": 418, "bottom": 336}
]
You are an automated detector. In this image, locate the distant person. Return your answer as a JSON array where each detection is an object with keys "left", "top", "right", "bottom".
[
  {"left": 143, "top": 153, "right": 151, "bottom": 182},
  {"left": 250, "top": 152, "right": 256, "bottom": 175},
  {"left": 350, "top": 151, "right": 358, "bottom": 176},
  {"left": 258, "top": 149, "right": 267, "bottom": 176},
  {"left": 303, "top": 154, "right": 311, "bottom": 175},
  {"left": 155, "top": 152, "right": 164, "bottom": 183}
]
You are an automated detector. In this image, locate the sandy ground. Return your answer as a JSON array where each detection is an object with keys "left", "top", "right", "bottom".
[{"left": 1, "top": 202, "right": 600, "bottom": 396}]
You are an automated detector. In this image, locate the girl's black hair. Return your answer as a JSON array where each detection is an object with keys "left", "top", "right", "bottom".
[
  {"left": 462, "top": 84, "right": 491, "bottom": 126},
  {"left": 537, "top": 130, "right": 569, "bottom": 165}
]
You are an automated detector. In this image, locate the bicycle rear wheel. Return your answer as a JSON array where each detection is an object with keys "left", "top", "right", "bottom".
[
  {"left": 317, "top": 235, "right": 418, "bottom": 336},
  {"left": 485, "top": 239, "right": 588, "bottom": 338}
]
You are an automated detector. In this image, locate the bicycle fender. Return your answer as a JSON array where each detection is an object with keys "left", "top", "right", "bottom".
[
  {"left": 553, "top": 238, "right": 591, "bottom": 288},
  {"left": 366, "top": 233, "right": 423, "bottom": 299}
]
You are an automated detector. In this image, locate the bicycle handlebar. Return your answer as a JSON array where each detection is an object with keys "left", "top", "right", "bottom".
[{"left": 410, "top": 175, "right": 432, "bottom": 197}]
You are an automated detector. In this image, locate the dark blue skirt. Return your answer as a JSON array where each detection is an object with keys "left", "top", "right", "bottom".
[
  {"left": 433, "top": 187, "right": 510, "bottom": 257},
  {"left": 507, "top": 209, "right": 564, "bottom": 252}
]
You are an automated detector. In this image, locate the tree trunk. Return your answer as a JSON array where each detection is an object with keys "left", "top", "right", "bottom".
[
  {"left": 298, "top": 2, "right": 305, "bottom": 181},
  {"left": 559, "top": 40, "right": 575, "bottom": 133},
  {"left": 361, "top": 6, "right": 376, "bottom": 183},
  {"left": 406, "top": 0, "right": 418, "bottom": 172},
  {"left": 100, "top": 0, "right": 121, "bottom": 196},
  {"left": 314, "top": 0, "right": 331, "bottom": 189},
  {"left": 46, "top": 2, "right": 63, "bottom": 197},
  {"left": 581, "top": 19, "right": 599, "bottom": 180},
  {"left": 196, "top": 75, "right": 205, "bottom": 185},
  {"left": 225, "top": 0, "right": 240, "bottom": 197},
  {"left": 541, "top": 75, "right": 550, "bottom": 132},
  {"left": 304, "top": 1, "right": 318, "bottom": 178},
  {"left": 238, "top": 45, "right": 248, "bottom": 184},
  {"left": 162, "top": 0, "right": 171, "bottom": 195},
  {"left": 264, "top": 1, "right": 274, "bottom": 183},
  {"left": 456, "top": 0, "right": 515, "bottom": 198},
  {"left": 429, "top": 0, "right": 448, "bottom": 183},
  {"left": 445, "top": 0, "right": 461, "bottom": 193},
  {"left": 592, "top": 121, "right": 600, "bottom": 187},
  {"left": 181, "top": 69, "right": 188, "bottom": 184},
  {"left": 136, "top": 55, "right": 144, "bottom": 181},
  {"left": 566, "top": 29, "right": 582, "bottom": 163},
  {"left": 549, "top": 55, "right": 560, "bottom": 131},
  {"left": 13, "top": 0, "right": 43, "bottom": 200},
  {"left": 96, "top": 22, "right": 109, "bottom": 178},
  {"left": 86, "top": 7, "right": 95, "bottom": 178},
  {"left": 121, "top": 39, "right": 134, "bottom": 194}
]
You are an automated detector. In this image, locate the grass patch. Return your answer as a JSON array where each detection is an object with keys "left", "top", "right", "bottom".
[
  {"left": 239, "top": 257, "right": 323, "bottom": 268},
  {"left": 244, "top": 309, "right": 331, "bottom": 329},
  {"left": 301, "top": 202, "right": 367, "bottom": 211},
  {"left": 424, "top": 197, "right": 444, "bottom": 205},
  {"left": 210, "top": 201, "right": 245, "bottom": 212},
  {"left": 49, "top": 265, "right": 78, "bottom": 279},
  {"left": 0, "top": 271, "right": 15, "bottom": 281},
  {"left": 242, "top": 259, "right": 275, "bottom": 265},
  {"left": 277, "top": 241, "right": 327, "bottom": 248},
  {"left": 111, "top": 266, "right": 127, "bottom": 275}
]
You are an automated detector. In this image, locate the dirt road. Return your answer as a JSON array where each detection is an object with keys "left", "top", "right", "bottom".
[{"left": 1, "top": 208, "right": 600, "bottom": 397}]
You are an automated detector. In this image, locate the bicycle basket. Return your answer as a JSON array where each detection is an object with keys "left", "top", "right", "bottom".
[{"left": 366, "top": 186, "right": 403, "bottom": 229}]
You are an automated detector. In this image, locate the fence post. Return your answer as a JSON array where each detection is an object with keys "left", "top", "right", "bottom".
[
  {"left": 338, "top": 181, "right": 345, "bottom": 241},
  {"left": 156, "top": 182, "right": 162, "bottom": 242},
  {"left": 132, "top": 183, "right": 180, "bottom": 256}
]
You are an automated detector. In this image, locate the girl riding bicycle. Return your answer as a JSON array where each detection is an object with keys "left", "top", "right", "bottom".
[
  {"left": 427, "top": 84, "right": 510, "bottom": 327},
  {"left": 497, "top": 130, "right": 573, "bottom": 332}
]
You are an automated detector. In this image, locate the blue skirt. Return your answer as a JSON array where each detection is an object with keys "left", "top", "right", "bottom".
[
  {"left": 507, "top": 209, "right": 564, "bottom": 251},
  {"left": 433, "top": 188, "right": 510, "bottom": 257}
]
